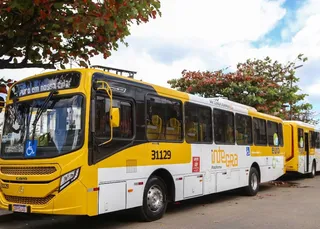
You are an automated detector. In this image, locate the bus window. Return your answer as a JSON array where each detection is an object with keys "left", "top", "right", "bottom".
[
  {"left": 253, "top": 118, "right": 267, "bottom": 145},
  {"left": 95, "top": 96, "right": 133, "bottom": 139},
  {"left": 93, "top": 96, "right": 134, "bottom": 162},
  {"left": 298, "top": 128, "right": 304, "bottom": 148},
  {"left": 316, "top": 132, "right": 320, "bottom": 149},
  {"left": 235, "top": 114, "right": 252, "bottom": 145},
  {"left": 267, "top": 121, "right": 279, "bottom": 146},
  {"left": 184, "top": 102, "right": 212, "bottom": 143},
  {"left": 146, "top": 95, "right": 182, "bottom": 141},
  {"left": 213, "top": 109, "right": 234, "bottom": 145},
  {"left": 278, "top": 123, "right": 284, "bottom": 147},
  {"left": 310, "top": 131, "right": 316, "bottom": 149}
]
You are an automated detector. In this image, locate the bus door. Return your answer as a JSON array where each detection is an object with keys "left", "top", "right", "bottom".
[{"left": 305, "top": 133, "right": 310, "bottom": 173}]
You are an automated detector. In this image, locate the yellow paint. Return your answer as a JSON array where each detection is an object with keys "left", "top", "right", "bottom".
[
  {"left": 111, "top": 108, "right": 120, "bottom": 127},
  {"left": 96, "top": 142, "right": 192, "bottom": 168},
  {"left": 0, "top": 69, "right": 95, "bottom": 216},
  {"left": 284, "top": 121, "right": 317, "bottom": 173}
]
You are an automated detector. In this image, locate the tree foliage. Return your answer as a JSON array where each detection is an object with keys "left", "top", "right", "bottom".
[
  {"left": 0, "top": 0, "right": 161, "bottom": 69},
  {"left": 0, "top": 77, "right": 16, "bottom": 112},
  {"left": 168, "top": 54, "right": 318, "bottom": 124},
  {"left": 0, "top": 78, "right": 15, "bottom": 94}
]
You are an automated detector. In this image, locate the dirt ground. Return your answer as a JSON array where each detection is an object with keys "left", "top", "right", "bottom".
[{"left": 1, "top": 173, "right": 320, "bottom": 229}]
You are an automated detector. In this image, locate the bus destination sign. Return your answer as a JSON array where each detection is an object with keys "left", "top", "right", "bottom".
[{"left": 10, "top": 72, "right": 81, "bottom": 99}]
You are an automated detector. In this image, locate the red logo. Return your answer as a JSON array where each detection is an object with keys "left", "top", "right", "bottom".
[{"left": 192, "top": 156, "right": 200, "bottom": 172}]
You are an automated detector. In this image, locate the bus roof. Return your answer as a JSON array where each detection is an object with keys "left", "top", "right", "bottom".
[{"left": 283, "top": 120, "right": 316, "bottom": 129}]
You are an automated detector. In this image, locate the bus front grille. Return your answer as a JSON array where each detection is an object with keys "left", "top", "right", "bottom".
[
  {"left": 4, "top": 194, "right": 55, "bottom": 205},
  {"left": 0, "top": 166, "right": 57, "bottom": 176}
]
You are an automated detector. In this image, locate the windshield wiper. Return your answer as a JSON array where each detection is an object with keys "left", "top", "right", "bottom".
[
  {"left": 31, "top": 90, "right": 58, "bottom": 141},
  {"left": 12, "top": 98, "right": 23, "bottom": 125}
]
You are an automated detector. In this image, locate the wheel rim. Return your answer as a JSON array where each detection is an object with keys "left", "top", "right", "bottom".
[
  {"left": 147, "top": 185, "right": 164, "bottom": 212},
  {"left": 313, "top": 165, "right": 316, "bottom": 175},
  {"left": 251, "top": 173, "right": 258, "bottom": 190}
]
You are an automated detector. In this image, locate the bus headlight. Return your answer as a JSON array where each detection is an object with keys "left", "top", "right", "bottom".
[{"left": 59, "top": 168, "right": 80, "bottom": 191}]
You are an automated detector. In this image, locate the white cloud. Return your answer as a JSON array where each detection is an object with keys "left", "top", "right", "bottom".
[
  {"left": 281, "top": 0, "right": 320, "bottom": 40},
  {"left": 91, "top": 46, "right": 208, "bottom": 87},
  {"left": 306, "top": 82, "right": 320, "bottom": 96},
  {"left": 89, "top": 0, "right": 288, "bottom": 87},
  {"left": 0, "top": 0, "right": 319, "bottom": 96},
  {"left": 130, "top": 0, "right": 286, "bottom": 49}
]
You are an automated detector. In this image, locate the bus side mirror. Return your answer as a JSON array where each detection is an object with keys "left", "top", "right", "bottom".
[{"left": 110, "top": 108, "right": 120, "bottom": 128}]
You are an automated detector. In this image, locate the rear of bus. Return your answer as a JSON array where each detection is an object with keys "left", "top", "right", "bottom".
[
  {"left": 0, "top": 70, "right": 98, "bottom": 215},
  {"left": 284, "top": 121, "right": 317, "bottom": 177}
]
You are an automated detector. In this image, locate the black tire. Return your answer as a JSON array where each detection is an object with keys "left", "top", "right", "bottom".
[
  {"left": 308, "top": 161, "right": 316, "bottom": 178},
  {"left": 244, "top": 167, "right": 260, "bottom": 196},
  {"left": 138, "top": 176, "right": 168, "bottom": 222}
]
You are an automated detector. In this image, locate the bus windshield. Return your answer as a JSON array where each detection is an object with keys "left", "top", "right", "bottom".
[{"left": 1, "top": 94, "right": 84, "bottom": 159}]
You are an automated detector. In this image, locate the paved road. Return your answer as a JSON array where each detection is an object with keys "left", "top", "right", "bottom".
[{"left": 1, "top": 174, "right": 320, "bottom": 229}]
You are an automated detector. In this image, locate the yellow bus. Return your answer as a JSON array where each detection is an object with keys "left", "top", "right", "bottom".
[
  {"left": 284, "top": 121, "right": 320, "bottom": 177},
  {"left": 0, "top": 66, "right": 285, "bottom": 221}
]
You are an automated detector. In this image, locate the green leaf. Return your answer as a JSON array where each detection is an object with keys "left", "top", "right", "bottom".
[
  {"left": 60, "top": 63, "right": 66, "bottom": 69},
  {"left": 52, "top": 24, "right": 60, "bottom": 29},
  {"left": 79, "top": 60, "right": 88, "bottom": 67},
  {"left": 53, "top": 3, "right": 64, "bottom": 9},
  {"left": 7, "top": 30, "right": 14, "bottom": 38}
]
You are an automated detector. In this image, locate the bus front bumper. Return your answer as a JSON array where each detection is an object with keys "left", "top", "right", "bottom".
[{"left": 0, "top": 180, "right": 88, "bottom": 215}]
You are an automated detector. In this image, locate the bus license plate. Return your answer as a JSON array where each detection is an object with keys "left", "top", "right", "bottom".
[{"left": 12, "top": 204, "right": 27, "bottom": 213}]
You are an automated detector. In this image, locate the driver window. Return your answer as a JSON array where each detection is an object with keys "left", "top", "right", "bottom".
[
  {"left": 95, "top": 96, "right": 133, "bottom": 139},
  {"left": 95, "top": 96, "right": 111, "bottom": 137}
]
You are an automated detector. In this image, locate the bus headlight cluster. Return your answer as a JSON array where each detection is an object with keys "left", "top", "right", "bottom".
[{"left": 59, "top": 168, "right": 80, "bottom": 192}]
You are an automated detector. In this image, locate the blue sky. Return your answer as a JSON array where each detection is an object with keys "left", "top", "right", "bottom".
[
  {"left": 253, "top": 0, "right": 305, "bottom": 46},
  {"left": 1, "top": 0, "right": 320, "bottom": 125}
]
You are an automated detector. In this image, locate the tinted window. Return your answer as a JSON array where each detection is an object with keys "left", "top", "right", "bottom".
[
  {"left": 185, "top": 102, "right": 212, "bottom": 143},
  {"left": 298, "top": 128, "right": 304, "bottom": 148},
  {"left": 278, "top": 123, "right": 284, "bottom": 146},
  {"left": 253, "top": 118, "right": 267, "bottom": 145},
  {"left": 235, "top": 114, "right": 252, "bottom": 145},
  {"left": 311, "top": 131, "right": 316, "bottom": 149},
  {"left": 92, "top": 96, "right": 135, "bottom": 163},
  {"left": 95, "top": 96, "right": 133, "bottom": 139},
  {"left": 146, "top": 95, "right": 183, "bottom": 141},
  {"left": 316, "top": 132, "right": 320, "bottom": 149},
  {"left": 267, "top": 121, "right": 279, "bottom": 146},
  {"left": 213, "top": 109, "right": 235, "bottom": 144}
]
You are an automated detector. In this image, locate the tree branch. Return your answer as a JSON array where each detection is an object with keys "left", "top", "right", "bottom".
[
  {"left": 22, "top": 35, "right": 32, "bottom": 64},
  {"left": 0, "top": 60, "right": 55, "bottom": 69},
  {"left": 1, "top": 56, "right": 14, "bottom": 63}
]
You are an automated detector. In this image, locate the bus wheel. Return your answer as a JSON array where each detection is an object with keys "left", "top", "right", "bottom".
[
  {"left": 139, "top": 176, "right": 168, "bottom": 222},
  {"left": 308, "top": 161, "right": 316, "bottom": 178},
  {"left": 244, "top": 167, "right": 259, "bottom": 196}
]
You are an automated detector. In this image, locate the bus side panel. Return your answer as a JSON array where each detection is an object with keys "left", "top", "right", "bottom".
[
  {"left": 250, "top": 145, "right": 285, "bottom": 183},
  {"left": 316, "top": 147, "right": 320, "bottom": 172}
]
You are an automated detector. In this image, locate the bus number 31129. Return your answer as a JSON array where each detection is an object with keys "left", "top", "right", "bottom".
[{"left": 151, "top": 150, "right": 172, "bottom": 160}]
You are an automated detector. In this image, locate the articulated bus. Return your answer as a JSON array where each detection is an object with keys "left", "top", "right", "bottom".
[
  {"left": 0, "top": 66, "right": 285, "bottom": 221},
  {"left": 283, "top": 121, "right": 320, "bottom": 177}
]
